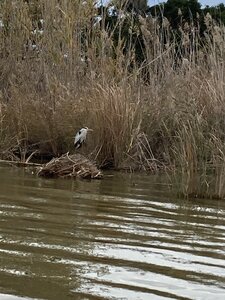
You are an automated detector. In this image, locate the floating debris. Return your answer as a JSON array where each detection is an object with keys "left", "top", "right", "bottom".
[{"left": 38, "top": 153, "right": 103, "bottom": 179}]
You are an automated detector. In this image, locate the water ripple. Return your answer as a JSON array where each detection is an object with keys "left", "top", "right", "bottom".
[{"left": 0, "top": 168, "right": 225, "bottom": 299}]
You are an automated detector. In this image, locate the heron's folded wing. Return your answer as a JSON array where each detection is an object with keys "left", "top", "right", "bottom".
[{"left": 74, "top": 132, "right": 81, "bottom": 145}]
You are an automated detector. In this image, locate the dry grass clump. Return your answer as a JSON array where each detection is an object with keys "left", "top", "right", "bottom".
[
  {"left": 1, "top": 1, "right": 225, "bottom": 197},
  {"left": 38, "top": 153, "right": 102, "bottom": 179},
  {"left": 87, "top": 83, "right": 142, "bottom": 168}
]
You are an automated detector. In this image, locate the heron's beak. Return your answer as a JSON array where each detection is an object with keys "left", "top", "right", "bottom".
[{"left": 88, "top": 128, "right": 93, "bottom": 132}]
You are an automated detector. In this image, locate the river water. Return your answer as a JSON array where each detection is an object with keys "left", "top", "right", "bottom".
[{"left": 0, "top": 166, "right": 225, "bottom": 300}]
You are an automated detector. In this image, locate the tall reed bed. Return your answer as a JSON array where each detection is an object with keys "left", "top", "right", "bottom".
[{"left": 0, "top": 1, "right": 225, "bottom": 198}]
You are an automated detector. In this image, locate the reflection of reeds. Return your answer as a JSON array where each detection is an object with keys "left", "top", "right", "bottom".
[{"left": 0, "top": 2, "right": 225, "bottom": 197}]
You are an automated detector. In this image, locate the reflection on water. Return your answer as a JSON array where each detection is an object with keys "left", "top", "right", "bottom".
[{"left": 0, "top": 166, "right": 225, "bottom": 300}]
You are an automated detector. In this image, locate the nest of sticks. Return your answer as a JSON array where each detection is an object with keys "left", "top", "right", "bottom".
[{"left": 38, "top": 153, "right": 103, "bottom": 179}]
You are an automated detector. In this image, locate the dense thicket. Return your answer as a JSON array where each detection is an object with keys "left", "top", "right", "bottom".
[
  {"left": 0, "top": 0, "right": 225, "bottom": 198},
  {"left": 97, "top": 0, "right": 225, "bottom": 64}
]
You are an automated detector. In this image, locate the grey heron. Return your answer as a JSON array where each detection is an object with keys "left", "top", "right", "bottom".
[{"left": 74, "top": 127, "right": 93, "bottom": 149}]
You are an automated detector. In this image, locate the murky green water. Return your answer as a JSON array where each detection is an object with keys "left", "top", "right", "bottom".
[{"left": 0, "top": 166, "right": 225, "bottom": 300}]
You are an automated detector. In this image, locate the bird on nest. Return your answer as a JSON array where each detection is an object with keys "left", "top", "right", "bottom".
[{"left": 74, "top": 127, "right": 93, "bottom": 149}]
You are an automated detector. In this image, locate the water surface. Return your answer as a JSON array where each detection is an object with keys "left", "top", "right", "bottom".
[{"left": 0, "top": 166, "right": 225, "bottom": 300}]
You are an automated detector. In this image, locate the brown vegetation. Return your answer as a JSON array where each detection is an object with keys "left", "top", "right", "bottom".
[
  {"left": 0, "top": 1, "right": 225, "bottom": 198},
  {"left": 38, "top": 153, "right": 103, "bottom": 179}
]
